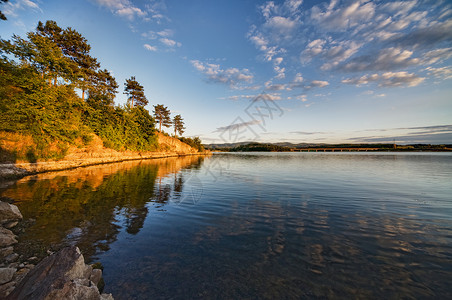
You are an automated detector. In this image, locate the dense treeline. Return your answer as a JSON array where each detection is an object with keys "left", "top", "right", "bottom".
[
  {"left": 208, "top": 142, "right": 452, "bottom": 152},
  {"left": 229, "top": 143, "right": 291, "bottom": 152},
  {"left": 0, "top": 20, "right": 201, "bottom": 160},
  {"left": 178, "top": 137, "right": 204, "bottom": 152}
]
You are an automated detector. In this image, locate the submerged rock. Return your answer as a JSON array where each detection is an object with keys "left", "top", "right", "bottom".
[{"left": 6, "top": 246, "right": 113, "bottom": 300}]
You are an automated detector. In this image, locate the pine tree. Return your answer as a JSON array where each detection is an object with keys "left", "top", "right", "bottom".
[
  {"left": 1, "top": 0, "right": 9, "bottom": 21},
  {"left": 153, "top": 104, "right": 171, "bottom": 132},
  {"left": 173, "top": 114, "right": 185, "bottom": 137},
  {"left": 124, "top": 76, "right": 148, "bottom": 107},
  {"left": 88, "top": 69, "right": 118, "bottom": 106}
]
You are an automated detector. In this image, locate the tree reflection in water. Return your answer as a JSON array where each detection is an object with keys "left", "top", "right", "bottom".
[{"left": 0, "top": 155, "right": 207, "bottom": 261}]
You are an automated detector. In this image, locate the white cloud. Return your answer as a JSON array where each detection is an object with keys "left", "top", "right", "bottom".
[
  {"left": 422, "top": 48, "right": 452, "bottom": 65},
  {"left": 426, "top": 66, "right": 452, "bottom": 80},
  {"left": 93, "top": 0, "right": 147, "bottom": 21},
  {"left": 339, "top": 47, "right": 420, "bottom": 72},
  {"left": 265, "top": 82, "right": 287, "bottom": 91},
  {"left": 381, "top": 1, "right": 417, "bottom": 17},
  {"left": 3, "top": 0, "right": 41, "bottom": 17},
  {"left": 142, "top": 29, "right": 174, "bottom": 40},
  {"left": 190, "top": 60, "right": 254, "bottom": 88},
  {"left": 289, "top": 73, "right": 304, "bottom": 89},
  {"left": 143, "top": 44, "right": 157, "bottom": 52},
  {"left": 157, "top": 29, "right": 173, "bottom": 37},
  {"left": 264, "top": 16, "right": 299, "bottom": 39},
  {"left": 310, "top": 0, "right": 376, "bottom": 31},
  {"left": 248, "top": 0, "right": 450, "bottom": 95},
  {"left": 342, "top": 72, "right": 425, "bottom": 87},
  {"left": 310, "top": 80, "right": 329, "bottom": 88},
  {"left": 160, "top": 38, "right": 181, "bottom": 48},
  {"left": 296, "top": 94, "right": 308, "bottom": 102},
  {"left": 214, "top": 120, "right": 261, "bottom": 133}
]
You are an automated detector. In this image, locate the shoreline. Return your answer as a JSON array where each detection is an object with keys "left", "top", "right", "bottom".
[{"left": 0, "top": 152, "right": 211, "bottom": 181}]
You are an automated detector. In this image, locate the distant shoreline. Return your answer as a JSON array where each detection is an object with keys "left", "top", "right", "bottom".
[{"left": 207, "top": 142, "right": 452, "bottom": 152}]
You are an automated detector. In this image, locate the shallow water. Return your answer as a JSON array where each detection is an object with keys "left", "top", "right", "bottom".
[{"left": 2, "top": 152, "right": 452, "bottom": 299}]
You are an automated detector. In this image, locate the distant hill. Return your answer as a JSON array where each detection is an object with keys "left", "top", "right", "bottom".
[{"left": 205, "top": 142, "right": 452, "bottom": 152}]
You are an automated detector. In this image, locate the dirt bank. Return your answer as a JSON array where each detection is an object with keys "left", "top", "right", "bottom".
[{"left": 0, "top": 132, "right": 210, "bottom": 180}]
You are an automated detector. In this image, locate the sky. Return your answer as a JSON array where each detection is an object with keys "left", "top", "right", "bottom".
[{"left": 1, "top": 0, "right": 452, "bottom": 145}]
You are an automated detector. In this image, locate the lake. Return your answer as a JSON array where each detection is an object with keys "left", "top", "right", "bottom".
[{"left": 1, "top": 152, "right": 452, "bottom": 299}]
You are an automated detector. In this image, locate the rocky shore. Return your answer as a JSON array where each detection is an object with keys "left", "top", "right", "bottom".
[
  {"left": 0, "top": 201, "right": 113, "bottom": 299},
  {"left": 1, "top": 132, "right": 209, "bottom": 180},
  {"left": 0, "top": 152, "right": 202, "bottom": 180}
]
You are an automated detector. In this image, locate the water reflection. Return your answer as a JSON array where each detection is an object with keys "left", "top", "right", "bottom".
[
  {"left": 1, "top": 152, "right": 452, "bottom": 299},
  {"left": 1, "top": 155, "right": 207, "bottom": 260}
]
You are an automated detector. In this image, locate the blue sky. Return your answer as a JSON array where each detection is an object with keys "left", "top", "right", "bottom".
[{"left": 1, "top": 0, "right": 452, "bottom": 144}]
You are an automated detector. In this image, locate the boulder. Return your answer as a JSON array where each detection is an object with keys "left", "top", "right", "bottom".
[
  {"left": 0, "top": 246, "right": 14, "bottom": 260},
  {"left": 0, "top": 227, "right": 17, "bottom": 248},
  {"left": 0, "top": 202, "right": 23, "bottom": 226},
  {"left": 6, "top": 246, "right": 113, "bottom": 300},
  {"left": 0, "top": 267, "right": 16, "bottom": 284}
]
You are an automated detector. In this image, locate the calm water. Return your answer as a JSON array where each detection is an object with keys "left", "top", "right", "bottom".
[{"left": 1, "top": 152, "right": 452, "bottom": 299}]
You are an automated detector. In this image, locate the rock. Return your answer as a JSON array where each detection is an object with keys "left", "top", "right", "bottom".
[
  {"left": 90, "top": 268, "right": 102, "bottom": 286},
  {"left": 8, "top": 263, "right": 18, "bottom": 269},
  {"left": 0, "top": 228, "right": 17, "bottom": 248},
  {"left": 6, "top": 246, "right": 113, "bottom": 300},
  {"left": 4, "top": 253, "right": 19, "bottom": 263},
  {"left": 46, "top": 280, "right": 101, "bottom": 300},
  {"left": 0, "top": 202, "right": 23, "bottom": 226},
  {"left": 0, "top": 246, "right": 14, "bottom": 260},
  {"left": 0, "top": 267, "right": 16, "bottom": 284},
  {"left": 100, "top": 293, "right": 114, "bottom": 300},
  {"left": 0, "top": 280, "right": 16, "bottom": 298},
  {"left": 3, "top": 221, "right": 18, "bottom": 229},
  {"left": 28, "top": 256, "right": 38, "bottom": 262}
]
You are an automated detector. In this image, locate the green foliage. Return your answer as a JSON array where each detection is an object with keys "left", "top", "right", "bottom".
[
  {"left": 0, "top": 20, "right": 160, "bottom": 161},
  {"left": 173, "top": 114, "right": 185, "bottom": 137},
  {"left": 1, "top": 0, "right": 9, "bottom": 21},
  {"left": 229, "top": 143, "right": 291, "bottom": 152},
  {"left": 178, "top": 136, "right": 205, "bottom": 152},
  {"left": 124, "top": 76, "right": 148, "bottom": 107},
  {"left": 153, "top": 104, "right": 171, "bottom": 132}
]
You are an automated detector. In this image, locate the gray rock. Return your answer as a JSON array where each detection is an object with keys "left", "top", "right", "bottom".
[
  {"left": 0, "top": 227, "right": 17, "bottom": 248},
  {"left": 100, "top": 293, "right": 114, "bottom": 300},
  {"left": 5, "top": 253, "right": 19, "bottom": 263},
  {"left": 90, "top": 268, "right": 103, "bottom": 286},
  {"left": 6, "top": 246, "right": 113, "bottom": 300},
  {"left": 3, "top": 221, "right": 18, "bottom": 229},
  {"left": 0, "top": 202, "right": 23, "bottom": 225},
  {"left": 0, "top": 246, "right": 14, "bottom": 260},
  {"left": 45, "top": 280, "right": 101, "bottom": 300},
  {"left": 0, "top": 267, "right": 16, "bottom": 284},
  {"left": 0, "top": 280, "right": 16, "bottom": 298}
]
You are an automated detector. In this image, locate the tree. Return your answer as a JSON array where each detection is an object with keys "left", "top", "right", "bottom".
[
  {"left": 37, "top": 21, "right": 100, "bottom": 97},
  {"left": 1, "top": 0, "right": 8, "bottom": 21},
  {"left": 4, "top": 32, "right": 76, "bottom": 86},
  {"left": 88, "top": 69, "right": 118, "bottom": 106},
  {"left": 124, "top": 76, "right": 148, "bottom": 107},
  {"left": 173, "top": 114, "right": 185, "bottom": 137},
  {"left": 153, "top": 104, "right": 171, "bottom": 132}
]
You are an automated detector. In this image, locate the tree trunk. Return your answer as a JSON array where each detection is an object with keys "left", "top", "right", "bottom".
[
  {"left": 159, "top": 120, "right": 162, "bottom": 132},
  {"left": 82, "top": 89, "right": 85, "bottom": 100}
]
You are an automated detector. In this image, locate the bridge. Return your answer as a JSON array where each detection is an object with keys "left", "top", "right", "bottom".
[{"left": 290, "top": 148, "right": 380, "bottom": 152}]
